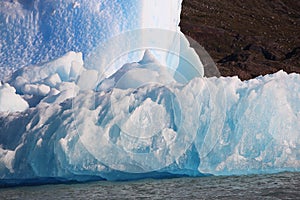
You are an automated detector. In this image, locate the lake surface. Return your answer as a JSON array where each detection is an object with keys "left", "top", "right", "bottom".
[{"left": 0, "top": 172, "right": 299, "bottom": 199}]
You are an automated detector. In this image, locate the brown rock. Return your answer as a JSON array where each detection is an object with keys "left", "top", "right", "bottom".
[{"left": 180, "top": 0, "right": 300, "bottom": 80}]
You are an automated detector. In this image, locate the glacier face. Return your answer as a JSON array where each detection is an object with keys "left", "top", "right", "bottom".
[
  {"left": 0, "top": 0, "right": 299, "bottom": 186},
  {"left": 0, "top": 0, "right": 184, "bottom": 76},
  {"left": 0, "top": 51, "right": 299, "bottom": 184}
]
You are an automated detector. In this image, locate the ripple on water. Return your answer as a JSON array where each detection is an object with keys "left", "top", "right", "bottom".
[{"left": 0, "top": 172, "right": 299, "bottom": 199}]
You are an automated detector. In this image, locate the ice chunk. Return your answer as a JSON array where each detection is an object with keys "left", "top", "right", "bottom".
[
  {"left": 10, "top": 51, "right": 83, "bottom": 92},
  {"left": 21, "top": 84, "right": 50, "bottom": 96},
  {"left": 38, "top": 84, "right": 51, "bottom": 96},
  {"left": 139, "top": 50, "right": 160, "bottom": 65},
  {"left": 22, "top": 84, "right": 38, "bottom": 95},
  {"left": 45, "top": 74, "right": 62, "bottom": 88},
  {"left": 0, "top": 83, "right": 28, "bottom": 112},
  {"left": 107, "top": 50, "right": 176, "bottom": 90}
]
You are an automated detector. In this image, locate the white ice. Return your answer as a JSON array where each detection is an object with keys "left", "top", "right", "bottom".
[
  {"left": 0, "top": 83, "right": 28, "bottom": 112},
  {"left": 0, "top": 0, "right": 189, "bottom": 79},
  {"left": 0, "top": 0, "right": 299, "bottom": 185},
  {"left": 0, "top": 51, "right": 299, "bottom": 183}
]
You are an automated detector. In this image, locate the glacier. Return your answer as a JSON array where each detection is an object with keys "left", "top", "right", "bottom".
[
  {"left": 0, "top": 51, "right": 299, "bottom": 185},
  {"left": 0, "top": 0, "right": 300, "bottom": 186},
  {"left": 0, "top": 0, "right": 191, "bottom": 78}
]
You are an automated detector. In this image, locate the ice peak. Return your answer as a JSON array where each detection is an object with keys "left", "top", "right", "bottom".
[{"left": 139, "top": 49, "right": 159, "bottom": 65}]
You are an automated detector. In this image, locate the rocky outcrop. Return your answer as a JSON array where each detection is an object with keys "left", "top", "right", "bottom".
[{"left": 181, "top": 0, "right": 300, "bottom": 80}]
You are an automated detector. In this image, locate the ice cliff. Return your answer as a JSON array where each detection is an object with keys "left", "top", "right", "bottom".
[
  {"left": 0, "top": 0, "right": 299, "bottom": 186},
  {"left": 0, "top": 51, "right": 299, "bottom": 185},
  {"left": 0, "top": 0, "right": 185, "bottom": 77}
]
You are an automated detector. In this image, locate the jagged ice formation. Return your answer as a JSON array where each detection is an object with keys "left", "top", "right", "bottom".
[{"left": 0, "top": 0, "right": 299, "bottom": 185}]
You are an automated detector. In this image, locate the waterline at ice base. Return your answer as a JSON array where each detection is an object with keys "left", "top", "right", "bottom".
[{"left": 0, "top": 1, "right": 299, "bottom": 186}]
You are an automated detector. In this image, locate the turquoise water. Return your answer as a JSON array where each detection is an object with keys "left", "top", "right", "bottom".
[{"left": 0, "top": 172, "right": 299, "bottom": 199}]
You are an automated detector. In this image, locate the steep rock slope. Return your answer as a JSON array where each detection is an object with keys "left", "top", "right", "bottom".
[{"left": 181, "top": 0, "right": 300, "bottom": 80}]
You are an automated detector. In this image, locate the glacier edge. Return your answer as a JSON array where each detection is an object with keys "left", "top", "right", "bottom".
[{"left": 0, "top": 52, "right": 299, "bottom": 185}]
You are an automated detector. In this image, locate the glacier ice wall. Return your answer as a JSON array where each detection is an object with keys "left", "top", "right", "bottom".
[
  {"left": 0, "top": 0, "right": 299, "bottom": 186},
  {"left": 0, "top": 0, "right": 203, "bottom": 85},
  {"left": 0, "top": 0, "right": 184, "bottom": 75},
  {"left": 0, "top": 52, "right": 299, "bottom": 184}
]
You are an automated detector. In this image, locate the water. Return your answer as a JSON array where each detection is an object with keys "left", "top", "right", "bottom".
[{"left": 0, "top": 172, "right": 299, "bottom": 199}]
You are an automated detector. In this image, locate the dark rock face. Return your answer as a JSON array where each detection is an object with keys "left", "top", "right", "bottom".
[{"left": 180, "top": 0, "right": 300, "bottom": 80}]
